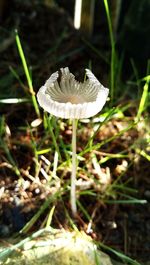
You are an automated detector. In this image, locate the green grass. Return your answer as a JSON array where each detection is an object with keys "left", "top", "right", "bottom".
[
  {"left": 103, "top": 0, "right": 116, "bottom": 103},
  {"left": 15, "top": 30, "right": 40, "bottom": 117},
  {"left": 0, "top": 2, "right": 149, "bottom": 265}
]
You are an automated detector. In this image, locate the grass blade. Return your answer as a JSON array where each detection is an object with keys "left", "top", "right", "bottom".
[
  {"left": 19, "top": 191, "right": 61, "bottom": 234},
  {"left": 103, "top": 0, "right": 116, "bottom": 102},
  {"left": 99, "top": 242, "right": 141, "bottom": 265},
  {"left": 15, "top": 29, "right": 40, "bottom": 117},
  {"left": 136, "top": 76, "right": 149, "bottom": 120},
  {"left": 0, "top": 98, "right": 29, "bottom": 104}
]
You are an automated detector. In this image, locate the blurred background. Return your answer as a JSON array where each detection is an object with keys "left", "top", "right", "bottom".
[
  {"left": 0, "top": 0, "right": 150, "bottom": 264},
  {"left": 1, "top": 0, "right": 150, "bottom": 92}
]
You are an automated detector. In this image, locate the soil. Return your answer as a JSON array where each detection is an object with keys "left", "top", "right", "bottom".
[{"left": 0, "top": 1, "right": 150, "bottom": 264}]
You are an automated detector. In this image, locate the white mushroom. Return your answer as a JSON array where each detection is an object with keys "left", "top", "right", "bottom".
[{"left": 37, "top": 68, "right": 109, "bottom": 215}]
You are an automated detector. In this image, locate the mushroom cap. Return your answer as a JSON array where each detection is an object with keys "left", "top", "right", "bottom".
[{"left": 37, "top": 68, "right": 109, "bottom": 119}]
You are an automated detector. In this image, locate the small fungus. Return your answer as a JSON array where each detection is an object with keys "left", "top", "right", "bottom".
[{"left": 37, "top": 67, "right": 109, "bottom": 216}]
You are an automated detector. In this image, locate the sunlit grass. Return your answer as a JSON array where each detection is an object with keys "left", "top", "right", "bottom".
[
  {"left": 15, "top": 30, "right": 40, "bottom": 117},
  {"left": 0, "top": 2, "right": 149, "bottom": 265}
]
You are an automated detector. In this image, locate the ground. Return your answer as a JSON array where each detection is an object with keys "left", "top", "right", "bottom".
[{"left": 0, "top": 1, "right": 150, "bottom": 264}]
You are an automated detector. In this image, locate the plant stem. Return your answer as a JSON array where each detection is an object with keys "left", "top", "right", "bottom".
[
  {"left": 71, "top": 119, "right": 77, "bottom": 215},
  {"left": 103, "top": 0, "right": 115, "bottom": 103},
  {"left": 15, "top": 30, "right": 40, "bottom": 118}
]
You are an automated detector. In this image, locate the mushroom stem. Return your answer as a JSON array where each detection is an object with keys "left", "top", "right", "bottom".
[{"left": 71, "top": 119, "right": 77, "bottom": 215}]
